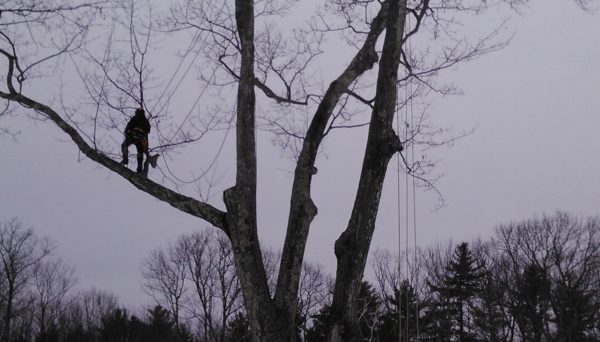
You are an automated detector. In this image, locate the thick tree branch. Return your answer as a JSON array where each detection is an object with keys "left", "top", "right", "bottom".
[
  {"left": 218, "top": 55, "right": 309, "bottom": 105},
  {"left": 222, "top": 1, "right": 285, "bottom": 340},
  {"left": 0, "top": 91, "right": 228, "bottom": 231},
  {"left": 274, "top": 0, "right": 390, "bottom": 322},
  {"left": 254, "top": 77, "right": 309, "bottom": 105},
  {"left": 329, "top": 0, "right": 406, "bottom": 339}
]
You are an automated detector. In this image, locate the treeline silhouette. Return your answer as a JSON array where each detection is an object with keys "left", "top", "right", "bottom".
[{"left": 1, "top": 212, "right": 599, "bottom": 341}]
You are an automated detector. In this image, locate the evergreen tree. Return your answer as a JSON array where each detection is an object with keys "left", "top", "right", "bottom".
[
  {"left": 128, "top": 316, "right": 147, "bottom": 342},
  {"left": 98, "top": 308, "right": 131, "bottom": 342},
  {"left": 419, "top": 296, "right": 455, "bottom": 341},
  {"left": 35, "top": 323, "right": 59, "bottom": 342},
  {"left": 145, "top": 306, "right": 175, "bottom": 342},
  {"left": 378, "top": 280, "right": 421, "bottom": 342},
  {"left": 355, "top": 281, "right": 381, "bottom": 341},
  {"left": 471, "top": 267, "right": 512, "bottom": 342},
  {"left": 61, "top": 323, "right": 95, "bottom": 342},
  {"left": 304, "top": 305, "right": 332, "bottom": 342},
  {"left": 305, "top": 281, "right": 380, "bottom": 342},
  {"left": 98, "top": 308, "right": 146, "bottom": 342},
  {"left": 145, "top": 305, "right": 192, "bottom": 342},
  {"left": 427, "top": 242, "right": 485, "bottom": 341},
  {"left": 551, "top": 275, "right": 598, "bottom": 341},
  {"left": 224, "top": 312, "right": 252, "bottom": 342},
  {"left": 509, "top": 264, "right": 550, "bottom": 342}
]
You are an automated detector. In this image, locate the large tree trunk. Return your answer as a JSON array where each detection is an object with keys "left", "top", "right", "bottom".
[
  {"left": 226, "top": 1, "right": 394, "bottom": 340},
  {"left": 328, "top": 0, "right": 407, "bottom": 340},
  {"left": 2, "top": 285, "right": 14, "bottom": 342},
  {"left": 273, "top": 3, "right": 389, "bottom": 337},
  {"left": 224, "top": 1, "right": 293, "bottom": 340}
]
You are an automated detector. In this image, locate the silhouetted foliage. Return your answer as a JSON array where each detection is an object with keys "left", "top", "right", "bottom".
[
  {"left": 471, "top": 259, "right": 512, "bottom": 342},
  {"left": 304, "top": 304, "right": 333, "bottom": 342},
  {"left": 305, "top": 281, "right": 381, "bottom": 342},
  {"left": 224, "top": 312, "right": 252, "bottom": 342},
  {"left": 1, "top": 212, "right": 599, "bottom": 341},
  {"left": 378, "top": 281, "right": 421, "bottom": 342},
  {"left": 510, "top": 264, "right": 551, "bottom": 341},
  {"left": 99, "top": 308, "right": 136, "bottom": 342},
  {"left": 426, "top": 242, "right": 486, "bottom": 341}
]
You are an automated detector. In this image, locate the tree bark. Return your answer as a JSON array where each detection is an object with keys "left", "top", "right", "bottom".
[
  {"left": 274, "top": 3, "right": 389, "bottom": 336},
  {"left": 1, "top": 285, "right": 13, "bottom": 342},
  {"left": 223, "top": 1, "right": 292, "bottom": 340},
  {"left": 328, "top": 0, "right": 407, "bottom": 340}
]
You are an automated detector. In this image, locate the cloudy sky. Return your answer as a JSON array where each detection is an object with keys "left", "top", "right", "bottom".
[{"left": 1, "top": 0, "right": 599, "bottom": 308}]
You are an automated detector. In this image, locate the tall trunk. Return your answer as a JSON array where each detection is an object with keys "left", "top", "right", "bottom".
[
  {"left": 328, "top": 0, "right": 407, "bottom": 340},
  {"left": 274, "top": 4, "right": 389, "bottom": 336},
  {"left": 39, "top": 304, "right": 47, "bottom": 339},
  {"left": 224, "top": 1, "right": 292, "bottom": 340},
  {"left": 228, "top": 1, "right": 391, "bottom": 340},
  {"left": 2, "top": 286, "right": 13, "bottom": 342}
]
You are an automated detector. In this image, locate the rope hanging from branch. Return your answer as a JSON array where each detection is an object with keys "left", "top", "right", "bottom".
[{"left": 397, "top": 8, "right": 420, "bottom": 342}]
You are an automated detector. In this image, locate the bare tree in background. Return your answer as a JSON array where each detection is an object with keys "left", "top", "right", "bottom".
[
  {"left": 493, "top": 212, "right": 600, "bottom": 341},
  {"left": 144, "top": 229, "right": 333, "bottom": 341},
  {"left": 0, "top": 218, "right": 52, "bottom": 342},
  {"left": 142, "top": 240, "right": 188, "bottom": 333},
  {"left": 297, "top": 263, "right": 332, "bottom": 340},
  {"left": 31, "top": 257, "right": 76, "bottom": 338},
  {"left": 470, "top": 240, "right": 515, "bottom": 341},
  {"left": 0, "top": 0, "right": 593, "bottom": 340},
  {"left": 77, "top": 288, "right": 119, "bottom": 333},
  {"left": 178, "top": 230, "right": 242, "bottom": 342}
]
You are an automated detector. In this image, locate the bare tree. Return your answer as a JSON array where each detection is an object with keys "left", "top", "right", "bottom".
[
  {"left": 469, "top": 240, "right": 515, "bottom": 342},
  {"left": 149, "top": 230, "right": 332, "bottom": 341},
  {"left": 31, "top": 257, "right": 76, "bottom": 338},
  {"left": 493, "top": 212, "right": 600, "bottom": 341},
  {"left": 1, "top": 0, "right": 592, "bottom": 340},
  {"left": 78, "top": 288, "right": 119, "bottom": 333},
  {"left": 297, "top": 262, "right": 332, "bottom": 340},
  {"left": 0, "top": 218, "right": 52, "bottom": 342},
  {"left": 178, "top": 230, "right": 242, "bottom": 342},
  {"left": 142, "top": 240, "right": 188, "bottom": 332}
]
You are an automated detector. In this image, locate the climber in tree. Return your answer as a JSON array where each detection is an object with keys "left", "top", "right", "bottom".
[{"left": 121, "top": 107, "right": 153, "bottom": 174}]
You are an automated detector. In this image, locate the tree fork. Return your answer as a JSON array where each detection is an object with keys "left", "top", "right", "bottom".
[
  {"left": 274, "top": 3, "right": 390, "bottom": 334},
  {"left": 329, "top": 0, "right": 407, "bottom": 340},
  {"left": 227, "top": 1, "right": 297, "bottom": 340}
]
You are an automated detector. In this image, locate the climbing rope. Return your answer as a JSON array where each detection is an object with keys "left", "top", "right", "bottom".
[
  {"left": 397, "top": 9, "right": 420, "bottom": 342},
  {"left": 396, "top": 80, "right": 403, "bottom": 342},
  {"left": 150, "top": 28, "right": 204, "bottom": 116}
]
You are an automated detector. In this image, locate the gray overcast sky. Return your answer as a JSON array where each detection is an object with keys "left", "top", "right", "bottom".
[{"left": 1, "top": 0, "right": 599, "bottom": 308}]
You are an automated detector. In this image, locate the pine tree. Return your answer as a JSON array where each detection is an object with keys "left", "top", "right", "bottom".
[
  {"left": 427, "top": 242, "right": 485, "bottom": 341},
  {"left": 99, "top": 308, "right": 135, "bottom": 342},
  {"left": 304, "top": 306, "right": 331, "bottom": 342},
  {"left": 378, "top": 280, "right": 421, "bottom": 342},
  {"left": 305, "top": 281, "right": 381, "bottom": 342},
  {"left": 225, "top": 312, "right": 252, "bottom": 342},
  {"left": 471, "top": 268, "right": 512, "bottom": 342},
  {"left": 551, "top": 277, "right": 598, "bottom": 341},
  {"left": 145, "top": 305, "right": 192, "bottom": 342},
  {"left": 509, "top": 264, "right": 550, "bottom": 342}
]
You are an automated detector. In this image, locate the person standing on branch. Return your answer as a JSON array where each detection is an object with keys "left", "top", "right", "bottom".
[{"left": 121, "top": 107, "right": 156, "bottom": 174}]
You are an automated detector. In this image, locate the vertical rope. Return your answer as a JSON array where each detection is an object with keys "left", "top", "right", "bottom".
[
  {"left": 396, "top": 6, "right": 410, "bottom": 342},
  {"left": 410, "top": 56, "right": 420, "bottom": 341},
  {"left": 405, "top": 11, "right": 420, "bottom": 340},
  {"left": 404, "top": 63, "right": 411, "bottom": 342},
  {"left": 396, "top": 82, "right": 403, "bottom": 342},
  {"left": 403, "top": 9, "right": 421, "bottom": 341},
  {"left": 399, "top": 4, "right": 421, "bottom": 342}
]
